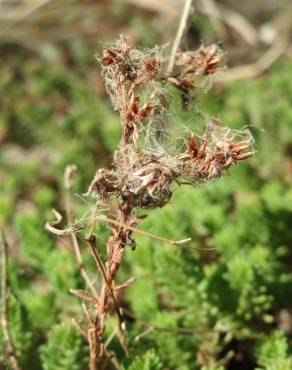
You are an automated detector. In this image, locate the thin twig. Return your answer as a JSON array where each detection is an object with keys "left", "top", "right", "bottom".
[
  {"left": 64, "top": 166, "right": 110, "bottom": 369},
  {"left": 45, "top": 220, "right": 82, "bottom": 236},
  {"left": 69, "top": 289, "right": 98, "bottom": 304},
  {"left": 221, "top": 37, "right": 289, "bottom": 81},
  {"left": 84, "top": 235, "right": 124, "bottom": 327},
  {"left": 103, "top": 348, "right": 122, "bottom": 370},
  {"left": 88, "top": 328, "right": 98, "bottom": 370},
  {"left": 216, "top": 3, "right": 258, "bottom": 45},
  {"left": 124, "top": 308, "right": 231, "bottom": 335},
  {"left": 0, "top": 231, "right": 22, "bottom": 370},
  {"left": 64, "top": 166, "right": 128, "bottom": 361},
  {"left": 71, "top": 318, "right": 88, "bottom": 339},
  {"left": 95, "top": 215, "right": 192, "bottom": 246},
  {"left": 114, "top": 277, "right": 135, "bottom": 291},
  {"left": 125, "top": 0, "right": 177, "bottom": 18},
  {"left": 167, "top": 0, "right": 194, "bottom": 75},
  {"left": 0, "top": 0, "right": 51, "bottom": 36},
  {"left": 95, "top": 215, "right": 215, "bottom": 251},
  {"left": 84, "top": 235, "right": 129, "bottom": 357},
  {"left": 198, "top": 1, "right": 258, "bottom": 45},
  {"left": 63, "top": 166, "right": 100, "bottom": 301},
  {"left": 134, "top": 326, "right": 155, "bottom": 342},
  {"left": 104, "top": 329, "right": 118, "bottom": 349}
]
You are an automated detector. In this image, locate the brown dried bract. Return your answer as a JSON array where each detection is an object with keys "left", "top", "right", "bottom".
[
  {"left": 86, "top": 169, "right": 119, "bottom": 200},
  {"left": 180, "top": 123, "right": 254, "bottom": 182},
  {"left": 175, "top": 44, "right": 224, "bottom": 76}
]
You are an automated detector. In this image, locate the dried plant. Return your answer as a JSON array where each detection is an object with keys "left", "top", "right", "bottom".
[
  {"left": 1, "top": 231, "right": 22, "bottom": 370},
  {"left": 46, "top": 35, "right": 254, "bottom": 369}
]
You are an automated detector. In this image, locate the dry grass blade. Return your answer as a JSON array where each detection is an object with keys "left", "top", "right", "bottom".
[
  {"left": 221, "top": 37, "right": 289, "bottom": 81},
  {"left": 63, "top": 166, "right": 100, "bottom": 301},
  {"left": 198, "top": 1, "right": 258, "bottom": 45},
  {"left": 44, "top": 209, "right": 82, "bottom": 236},
  {"left": 0, "top": 231, "right": 22, "bottom": 370}
]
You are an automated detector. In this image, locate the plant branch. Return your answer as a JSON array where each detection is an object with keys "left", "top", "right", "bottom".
[
  {"left": 64, "top": 165, "right": 100, "bottom": 301},
  {"left": 221, "top": 37, "right": 289, "bottom": 81},
  {"left": 94, "top": 215, "right": 191, "bottom": 246},
  {"left": 198, "top": 1, "right": 258, "bottom": 45},
  {"left": 84, "top": 234, "right": 129, "bottom": 357},
  {"left": 95, "top": 215, "right": 217, "bottom": 251},
  {"left": 124, "top": 308, "right": 231, "bottom": 335},
  {"left": 64, "top": 165, "right": 128, "bottom": 363},
  {"left": 167, "top": 0, "right": 194, "bottom": 75},
  {"left": 0, "top": 231, "right": 22, "bottom": 370},
  {"left": 84, "top": 235, "right": 125, "bottom": 330}
]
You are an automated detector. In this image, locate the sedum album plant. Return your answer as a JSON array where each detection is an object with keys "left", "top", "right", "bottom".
[{"left": 46, "top": 35, "right": 254, "bottom": 369}]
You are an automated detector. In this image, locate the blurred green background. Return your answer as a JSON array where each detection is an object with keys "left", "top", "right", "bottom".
[{"left": 1, "top": 1, "right": 292, "bottom": 369}]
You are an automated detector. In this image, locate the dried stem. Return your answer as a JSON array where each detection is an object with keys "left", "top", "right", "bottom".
[
  {"left": 197, "top": 1, "right": 258, "bottom": 45},
  {"left": 95, "top": 215, "right": 191, "bottom": 246},
  {"left": 64, "top": 166, "right": 103, "bottom": 369},
  {"left": 47, "top": 31, "right": 254, "bottom": 368},
  {"left": 84, "top": 235, "right": 124, "bottom": 326},
  {"left": 167, "top": 0, "right": 194, "bottom": 75},
  {"left": 88, "top": 328, "right": 98, "bottom": 370},
  {"left": 72, "top": 318, "right": 88, "bottom": 339},
  {"left": 64, "top": 166, "right": 99, "bottom": 301},
  {"left": 84, "top": 234, "right": 129, "bottom": 357},
  {"left": 0, "top": 231, "right": 22, "bottom": 370},
  {"left": 124, "top": 308, "right": 231, "bottom": 335},
  {"left": 221, "top": 37, "right": 289, "bottom": 81},
  {"left": 64, "top": 165, "right": 129, "bottom": 366},
  {"left": 134, "top": 326, "right": 155, "bottom": 342}
]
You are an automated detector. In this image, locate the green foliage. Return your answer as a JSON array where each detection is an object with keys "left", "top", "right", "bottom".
[
  {"left": 15, "top": 210, "right": 54, "bottom": 268},
  {"left": 255, "top": 331, "right": 292, "bottom": 370},
  {"left": 44, "top": 250, "right": 79, "bottom": 292},
  {"left": 40, "top": 322, "right": 87, "bottom": 370},
  {"left": 0, "top": 295, "right": 33, "bottom": 368},
  {"left": 126, "top": 349, "right": 163, "bottom": 370},
  {"left": 24, "top": 291, "right": 56, "bottom": 331}
]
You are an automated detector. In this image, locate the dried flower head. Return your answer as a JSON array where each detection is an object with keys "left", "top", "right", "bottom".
[
  {"left": 175, "top": 44, "right": 224, "bottom": 75},
  {"left": 87, "top": 38, "right": 253, "bottom": 211},
  {"left": 179, "top": 122, "right": 254, "bottom": 184}
]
